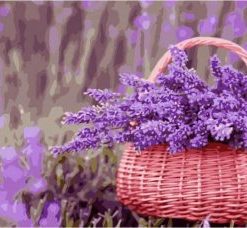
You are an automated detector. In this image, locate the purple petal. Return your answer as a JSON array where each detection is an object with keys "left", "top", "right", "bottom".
[
  {"left": 3, "top": 164, "right": 25, "bottom": 182},
  {"left": 23, "top": 126, "right": 41, "bottom": 141},
  {"left": 134, "top": 12, "right": 152, "bottom": 30},
  {"left": 39, "top": 201, "right": 60, "bottom": 227},
  {"left": 26, "top": 178, "right": 47, "bottom": 194},
  {"left": 0, "top": 23, "right": 4, "bottom": 32},
  {"left": 0, "top": 202, "right": 33, "bottom": 226},
  {"left": 176, "top": 25, "right": 194, "bottom": 40},
  {"left": 0, "top": 5, "right": 10, "bottom": 17},
  {"left": 0, "top": 147, "right": 18, "bottom": 164}
]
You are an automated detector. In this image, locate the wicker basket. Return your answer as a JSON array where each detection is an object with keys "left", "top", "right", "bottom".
[{"left": 116, "top": 37, "right": 247, "bottom": 224}]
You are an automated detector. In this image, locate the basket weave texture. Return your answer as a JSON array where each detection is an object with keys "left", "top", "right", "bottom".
[
  {"left": 117, "top": 143, "right": 247, "bottom": 224},
  {"left": 116, "top": 37, "right": 247, "bottom": 224}
]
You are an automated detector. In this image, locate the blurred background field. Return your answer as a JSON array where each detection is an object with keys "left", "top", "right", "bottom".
[{"left": 0, "top": 1, "right": 247, "bottom": 227}]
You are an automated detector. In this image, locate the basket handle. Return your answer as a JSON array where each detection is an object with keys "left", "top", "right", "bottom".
[{"left": 148, "top": 37, "right": 247, "bottom": 82}]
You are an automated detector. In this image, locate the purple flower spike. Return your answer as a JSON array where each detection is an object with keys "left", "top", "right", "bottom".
[
  {"left": 52, "top": 46, "right": 247, "bottom": 154},
  {"left": 210, "top": 55, "right": 222, "bottom": 78},
  {"left": 84, "top": 88, "right": 120, "bottom": 103}
]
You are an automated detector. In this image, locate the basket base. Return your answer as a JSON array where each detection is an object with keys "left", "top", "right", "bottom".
[{"left": 116, "top": 143, "right": 247, "bottom": 225}]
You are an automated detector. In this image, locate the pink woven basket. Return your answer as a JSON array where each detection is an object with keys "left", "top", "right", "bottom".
[{"left": 116, "top": 37, "right": 247, "bottom": 224}]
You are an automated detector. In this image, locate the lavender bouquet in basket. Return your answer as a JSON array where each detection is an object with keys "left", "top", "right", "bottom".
[{"left": 52, "top": 46, "right": 247, "bottom": 154}]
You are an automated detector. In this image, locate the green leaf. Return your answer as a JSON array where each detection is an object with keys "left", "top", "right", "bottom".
[
  {"left": 139, "top": 218, "right": 148, "bottom": 227},
  {"left": 90, "top": 156, "right": 98, "bottom": 173},
  {"left": 65, "top": 212, "right": 74, "bottom": 227},
  {"left": 76, "top": 156, "right": 85, "bottom": 168},
  {"left": 153, "top": 218, "right": 165, "bottom": 227},
  {"left": 56, "top": 163, "right": 64, "bottom": 188},
  {"left": 102, "top": 147, "right": 117, "bottom": 164},
  {"left": 102, "top": 211, "right": 113, "bottom": 228}
]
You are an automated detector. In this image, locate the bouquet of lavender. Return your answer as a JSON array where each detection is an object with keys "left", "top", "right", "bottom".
[{"left": 52, "top": 46, "right": 247, "bottom": 154}]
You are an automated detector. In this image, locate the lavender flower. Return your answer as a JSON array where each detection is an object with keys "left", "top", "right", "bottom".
[
  {"left": 170, "top": 45, "right": 188, "bottom": 67},
  {"left": 62, "top": 106, "right": 99, "bottom": 125},
  {"left": 210, "top": 55, "right": 222, "bottom": 78},
  {"left": 52, "top": 46, "right": 247, "bottom": 154},
  {"left": 84, "top": 88, "right": 120, "bottom": 104}
]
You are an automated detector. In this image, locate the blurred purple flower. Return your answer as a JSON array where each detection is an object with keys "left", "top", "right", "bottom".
[
  {"left": 81, "top": 1, "right": 105, "bottom": 12},
  {"left": 134, "top": 12, "right": 152, "bottom": 30},
  {"left": 125, "top": 28, "right": 139, "bottom": 45},
  {"left": 22, "top": 127, "right": 44, "bottom": 177},
  {"left": 226, "top": 12, "right": 246, "bottom": 37},
  {"left": 0, "top": 23, "right": 4, "bottom": 32},
  {"left": 0, "top": 5, "right": 10, "bottom": 17},
  {"left": 3, "top": 165, "right": 25, "bottom": 183},
  {"left": 176, "top": 25, "right": 194, "bottom": 40},
  {"left": 162, "top": 22, "right": 172, "bottom": 33},
  {"left": 235, "top": 1, "right": 247, "bottom": 8},
  {"left": 0, "top": 190, "right": 7, "bottom": 202},
  {"left": 228, "top": 52, "right": 239, "bottom": 64},
  {"left": 0, "top": 148, "right": 27, "bottom": 200},
  {"left": 22, "top": 143, "right": 44, "bottom": 177},
  {"left": 0, "top": 201, "right": 32, "bottom": 226},
  {"left": 181, "top": 12, "right": 195, "bottom": 21},
  {"left": 24, "top": 126, "right": 41, "bottom": 141},
  {"left": 163, "top": 1, "right": 176, "bottom": 8},
  {"left": 39, "top": 201, "right": 60, "bottom": 227},
  {"left": 198, "top": 17, "right": 217, "bottom": 35},
  {"left": 0, "top": 147, "right": 18, "bottom": 164}
]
